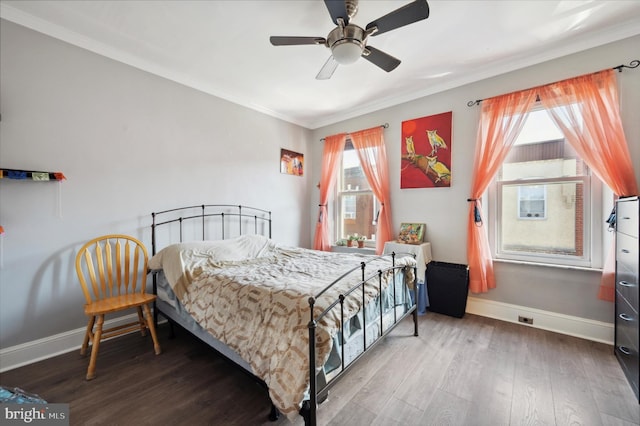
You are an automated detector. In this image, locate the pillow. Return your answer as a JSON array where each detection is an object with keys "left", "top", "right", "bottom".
[{"left": 148, "top": 234, "right": 274, "bottom": 289}]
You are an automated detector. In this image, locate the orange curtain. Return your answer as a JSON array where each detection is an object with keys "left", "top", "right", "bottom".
[
  {"left": 350, "top": 127, "right": 393, "bottom": 255},
  {"left": 467, "top": 90, "right": 538, "bottom": 293},
  {"left": 313, "top": 133, "right": 347, "bottom": 251},
  {"left": 538, "top": 69, "right": 639, "bottom": 301}
]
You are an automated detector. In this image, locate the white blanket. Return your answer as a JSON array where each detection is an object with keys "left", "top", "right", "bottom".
[{"left": 149, "top": 235, "right": 416, "bottom": 420}]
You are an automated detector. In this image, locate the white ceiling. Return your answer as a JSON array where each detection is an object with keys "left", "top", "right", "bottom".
[{"left": 2, "top": 1, "right": 640, "bottom": 129}]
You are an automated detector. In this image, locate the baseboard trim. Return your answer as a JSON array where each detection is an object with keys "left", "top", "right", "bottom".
[
  {"left": 0, "top": 314, "right": 143, "bottom": 373},
  {"left": 0, "top": 299, "right": 614, "bottom": 373},
  {"left": 466, "top": 296, "right": 614, "bottom": 345}
]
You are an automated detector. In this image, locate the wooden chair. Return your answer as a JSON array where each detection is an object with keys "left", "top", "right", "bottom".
[{"left": 76, "top": 234, "right": 161, "bottom": 380}]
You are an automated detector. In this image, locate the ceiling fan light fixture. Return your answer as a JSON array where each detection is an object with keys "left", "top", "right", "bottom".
[
  {"left": 270, "top": 0, "right": 431, "bottom": 78},
  {"left": 331, "top": 39, "right": 363, "bottom": 65}
]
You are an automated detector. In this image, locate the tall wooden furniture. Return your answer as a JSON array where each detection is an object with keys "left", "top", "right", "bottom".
[
  {"left": 76, "top": 235, "right": 161, "bottom": 380},
  {"left": 614, "top": 196, "right": 639, "bottom": 402}
]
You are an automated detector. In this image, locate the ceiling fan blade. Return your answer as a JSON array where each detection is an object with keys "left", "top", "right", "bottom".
[
  {"left": 324, "top": 0, "right": 350, "bottom": 25},
  {"left": 316, "top": 56, "right": 339, "bottom": 80},
  {"left": 366, "top": 0, "right": 430, "bottom": 36},
  {"left": 270, "top": 36, "right": 326, "bottom": 46},
  {"left": 362, "top": 46, "right": 401, "bottom": 72}
]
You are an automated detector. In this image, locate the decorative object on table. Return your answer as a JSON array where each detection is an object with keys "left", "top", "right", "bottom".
[
  {"left": 280, "top": 149, "right": 304, "bottom": 176},
  {"left": 397, "top": 223, "right": 425, "bottom": 244},
  {"left": 401, "top": 111, "right": 452, "bottom": 188},
  {"left": 347, "top": 233, "right": 366, "bottom": 248}
]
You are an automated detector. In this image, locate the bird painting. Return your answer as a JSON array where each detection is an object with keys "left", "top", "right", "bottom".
[
  {"left": 426, "top": 155, "right": 451, "bottom": 184},
  {"left": 401, "top": 111, "right": 452, "bottom": 189},
  {"left": 405, "top": 136, "right": 415, "bottom": 158},
  {"left": 426, "top": 129, "right": 447, "bottom": 155}
]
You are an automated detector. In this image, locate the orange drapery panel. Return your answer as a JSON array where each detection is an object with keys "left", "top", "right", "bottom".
[
  {"left": 469, "top": 68, "right": 638, "bottom": 296},
  {"left": 467, "top": 90, "right": 537, "bottom": 293},
  {"left": 538, "top": 69, "right": 639, "bottom": 301},
  {"left": 313, "top": 133, "right": 347, "bottom": 251},
  {"left": 350, "top": 127, "right": 393, "bottom": 255}
]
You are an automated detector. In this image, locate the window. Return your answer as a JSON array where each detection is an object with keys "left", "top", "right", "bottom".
[
  {"left": 518, "top": 184, "right": 546, "bottom": 219},
  {"left": 335, "top": 141, "right": 378, "bottom": 243},
  {"left": 491, "top": 107, "right": 601, "bottom": 267}
]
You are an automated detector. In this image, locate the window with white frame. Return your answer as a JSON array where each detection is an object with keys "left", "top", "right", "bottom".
[
  {"left": 517, "top": 184, "right": 546, "bottom": 219},
  {"left": 491, "top": 107, "right": 601, "bottom": 267},
  {"left": 335, "top": 141, "right": 379, "bottom": 244}
]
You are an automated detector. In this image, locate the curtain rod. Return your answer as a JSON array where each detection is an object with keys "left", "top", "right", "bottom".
[
  {"left": 320, "top": 123, "right": 389, "bottom": 141},
  {"left": 466, "top": 59, "right": 639, "bottom": 107}
]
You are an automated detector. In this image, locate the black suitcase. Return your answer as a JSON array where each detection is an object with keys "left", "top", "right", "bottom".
[{"left": 426, "top": 261, "right": 469, "bottom": 318}]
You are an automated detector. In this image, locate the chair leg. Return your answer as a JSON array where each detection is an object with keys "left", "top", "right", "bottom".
[
  {"left": 81, "top": 316, "right": 95, "bottom": 356},
  {"left": 136, "top": 306, "right": 147, "bottom": 336},
  {"left": 86, "top": 314, "right": 104, "bottom": 381},
  {"left": 143, "top": 304, "right": 161, "bottom": 355}
]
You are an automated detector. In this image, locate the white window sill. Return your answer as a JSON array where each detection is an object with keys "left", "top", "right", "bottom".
[
  {"left": 331, "top": 246, "right": 376, "bottom": 255},
  {"left": 493, "top": 258, "right": 602, "bottom": 273}
]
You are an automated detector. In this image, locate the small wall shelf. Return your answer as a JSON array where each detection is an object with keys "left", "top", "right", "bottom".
[
  {"left": 1, "top": 168, "right": 66, "bottom": 181},
  {"left": 0, "top": 168, "right": 66, "bottom": 233}
]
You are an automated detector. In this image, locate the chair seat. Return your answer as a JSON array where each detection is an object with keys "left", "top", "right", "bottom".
[{"left": 84, "top": 293, "right": 156, "bottom": 316}]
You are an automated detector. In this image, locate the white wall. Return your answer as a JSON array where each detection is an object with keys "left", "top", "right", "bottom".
[
  {"left": 310, "top": 34, "right": 640, "bottom": 325},
  {"left": 1, "top": 18, "right": 638, "bottom": 363},
  {"left": 0, "top": 20, "right": 313, "bottom": 350}
]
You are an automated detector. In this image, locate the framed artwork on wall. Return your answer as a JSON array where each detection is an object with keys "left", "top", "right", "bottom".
[
  {"left": 401, "top": 111, "right": 452, "bottom": 188},
  {"left": 280, "top": 149, "right": 304, "bottom": 176}
]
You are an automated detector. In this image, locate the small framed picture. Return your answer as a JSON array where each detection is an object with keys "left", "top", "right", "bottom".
[
  {"left": 280, "top": 149, "right": 304, "bottom": 176},
  {"left": 397, "top": 223, "right": 426, "bottom": 244}
]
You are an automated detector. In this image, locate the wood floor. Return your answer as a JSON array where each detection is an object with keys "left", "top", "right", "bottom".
[{"left": 1, "top": 313, "right": 638, "bottom": 426}]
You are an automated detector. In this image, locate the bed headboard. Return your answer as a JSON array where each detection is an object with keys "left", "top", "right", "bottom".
[{"left": 151, "top": 204, "right": 272, "bottom": 255}]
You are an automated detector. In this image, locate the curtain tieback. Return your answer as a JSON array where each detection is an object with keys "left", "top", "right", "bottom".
[
  {"left": 372, "top": 203, "right": 384, "bottom": 225},
  {"left": 317, "top": 204, "right": 327, "bottom": 223},
  {"left": 467, "top": 198, "right": 482, "bottom": 225}
]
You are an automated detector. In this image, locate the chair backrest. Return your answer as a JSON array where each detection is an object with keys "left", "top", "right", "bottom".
[{"left": 76, "top": 235, "right": 149, "bottom": 304}]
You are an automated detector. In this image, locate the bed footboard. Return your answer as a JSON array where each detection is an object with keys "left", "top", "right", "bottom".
[{"left": 304, "top": 252, "right": 419, "bottom": 426}]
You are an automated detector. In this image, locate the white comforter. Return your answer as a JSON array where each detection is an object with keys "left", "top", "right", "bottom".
[{"left": 149, "top": 235, "right": 416, "bottom": 420}]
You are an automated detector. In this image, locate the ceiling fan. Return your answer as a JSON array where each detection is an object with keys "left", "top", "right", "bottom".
[{"left": 270, "top": 0, "right": 430, "bottom": 80}]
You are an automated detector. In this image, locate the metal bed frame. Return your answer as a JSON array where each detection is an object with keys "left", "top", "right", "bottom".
[{"left": 150, "top": 204, "right": 418, "bottom": 425}]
